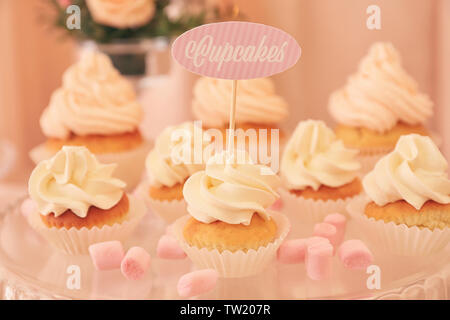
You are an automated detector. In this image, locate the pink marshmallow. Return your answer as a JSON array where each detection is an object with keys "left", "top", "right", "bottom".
[
  {"left": 306, "top": 236, "right": 330, "bottom": 247},
  {"left": 165, "top": 224, "right": 174, "bottom": 236},
  {"left": 306, "top": 241, "right": 333, "bottom": 281},
  {"left": 177, "top": 269, "right": 219, "bottom": 298},
  {"left": 269, "top": 198, "right": 283, "bottom": 211},
  {"left": 20, "top": 198, "right": 36, "bottom": 218},
  {"left": 313, "top": 223, "right": 339, "bottom": 247},
  {"left": 277, "top": 239, "right": 307, "bottom": 264},
  {"left": 121, "top": 247, "right": 151, "bottom": 280},
  {"left": 324, "top": 213, "right": 347, "bottom": 244},
  {"left": 338, "top": 240, "right": 374, "bottom": 270},
  {"left": 157, "top": 235, "right": 187, "bottom": 260},
  {"left": 89, "top": 241, "right": 125, "bottom": 271},
  {"left": 307, "top": 236, "right": 334, "bottom": 255}
]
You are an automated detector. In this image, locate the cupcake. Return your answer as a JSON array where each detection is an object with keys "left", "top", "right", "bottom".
[
  {"left": 172, "top": 150, "right": 290, "bottom": 278},
  {"left": 280, "top": 120, "right": 362, "bottom": 234},
  {"left": 29, "top": 51, "right": 150, "bottom": 189},
  {"left": 192, "top": 77, "right": 288, "bottom": 149},
  {"left": 348, "top": 134, "right": 450, "bottom": 255},
  {"left": 27, "top": 146, "right": 146, "bottom": 254},
  {"left": 139, "top": 122, "right": 211, "bottom": 223},
  {"left": 328, "top": 42, "right": 434, "bottom": 172}
]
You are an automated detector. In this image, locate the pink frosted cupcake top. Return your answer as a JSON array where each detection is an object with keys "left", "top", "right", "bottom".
[
  {"left": 192, "top": 77, "right": 288, "bottom": 127},
  {"left": 328, "top": 42, "right": 433, "bottom": 133},
  {"left": 40, "top": 51, "right": 143, "bottom": 139}
]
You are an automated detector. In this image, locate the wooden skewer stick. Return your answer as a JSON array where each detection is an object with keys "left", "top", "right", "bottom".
[
  {"left": 227, "top": 79, "right": 238, "bottom": 155},
  {"left": 225, "top": 6, "right": 240, "bottom": 157}
]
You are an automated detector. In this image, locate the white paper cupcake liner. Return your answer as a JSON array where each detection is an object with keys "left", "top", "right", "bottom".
[
  {"left": 29, "top": 140, "right": 152, "bottom": 191},
  {"left": 172, "top": 211, "right": 290, "bottom": 278},
  {"left": 347, "top": 196, "right": 450, "bottom": 256},
  {"left": 27, "top": 195, "right": 147, "bottom": 255},
  {"left": 135, "top": 181, "right": 187, "bottom": 224},
  {"left": 279, "top": 188, "right": 364, "bottom": 237}
]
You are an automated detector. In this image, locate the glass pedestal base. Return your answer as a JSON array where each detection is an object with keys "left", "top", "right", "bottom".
[{"left": 0, "top": 202, "right": 448, "bottom": 300}]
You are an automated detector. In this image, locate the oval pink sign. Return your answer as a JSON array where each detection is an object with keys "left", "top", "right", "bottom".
[{"left": 172, "top": 21, "right": 301, "bottom": 80}]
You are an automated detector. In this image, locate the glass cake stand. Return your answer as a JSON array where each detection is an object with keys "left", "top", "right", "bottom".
[{"left": 0, "top": 197, "right": 448, "bottom": 300}]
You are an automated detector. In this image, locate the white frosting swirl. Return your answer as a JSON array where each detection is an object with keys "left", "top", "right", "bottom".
[
  {"left": 192, "top": 77, "right": 288, "bottom": 127},
  {"left": 281, "top": 120, "right": 361, "bottom": 190},
  {"left": 183, "top": 151, "right": 280, "bottom": 225},
  {"left": 40, "top": 51, "right": 143, "bottom": 139},
  {"left": 363, "top": 134, "right": 450, "bottom": 210},
  {"left": 86, "top": 0, "right": 155, "bottom": 29},
  {"left": 328, "top": 42, "right": 433, "bottom": 133},
  {"left": 29, "top": 146, "right": 126, "bottom": 218},
  {"left": 146, "top": 122, "right": 210, "bottom": 187}
]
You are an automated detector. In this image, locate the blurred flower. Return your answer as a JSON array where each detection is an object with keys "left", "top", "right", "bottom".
[
  {"left": 57, "top": 0, "right": 72, "bottom": 8},
  {"left": 165, "top": 0, "right": 204, "bottom": 22},
  {"left": 203, "top": 0, "right": 241, "bottom": 22},
  {"left": 165, "top": 0, "right": 183, "bottom": 21},
  {"left": 206, "top": 0, "right": 233, "bottom": 16},
  {"left": 86, "top": 0, "right": 155, "bottom": 29}
]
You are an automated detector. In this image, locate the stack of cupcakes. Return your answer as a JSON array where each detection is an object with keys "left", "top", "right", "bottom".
[
  {"left": 328, "top": 42, "right": 434, "bottom": 174},
  {"left": 30, "top": 51, "right": 151, "bottom": 189},
  {"left": 22, "top": 37, "right": 449, "bottom": 273}
]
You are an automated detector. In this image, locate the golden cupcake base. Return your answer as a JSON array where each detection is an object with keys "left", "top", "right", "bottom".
[
  {"left": 40, "top": 194, "right": 130, "bottom": 230},
  {"left": 148, "top": 182, "right": 184, "bottom": 202},
  {"left": 335, "top": 122, "right": 429, "bottom": 150},
  {"left": 45, "top": 130, "right": 143, "bottom": 154},
  {"left": 183, "top": 214, "right": 278, "bottom": 253},
  {"left": 289, "top": 178, "right": 362, "bottom": 201},
  {"left": 365, "top": 200, "right": 450, "bottom": 230},
  {"left": 347, "top": 196, "right": 450, "bottom": 256}
]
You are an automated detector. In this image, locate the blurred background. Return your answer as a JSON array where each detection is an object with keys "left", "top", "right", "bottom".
[{"left": 0, "top": 0, "right": 449, "bottom": 187}]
